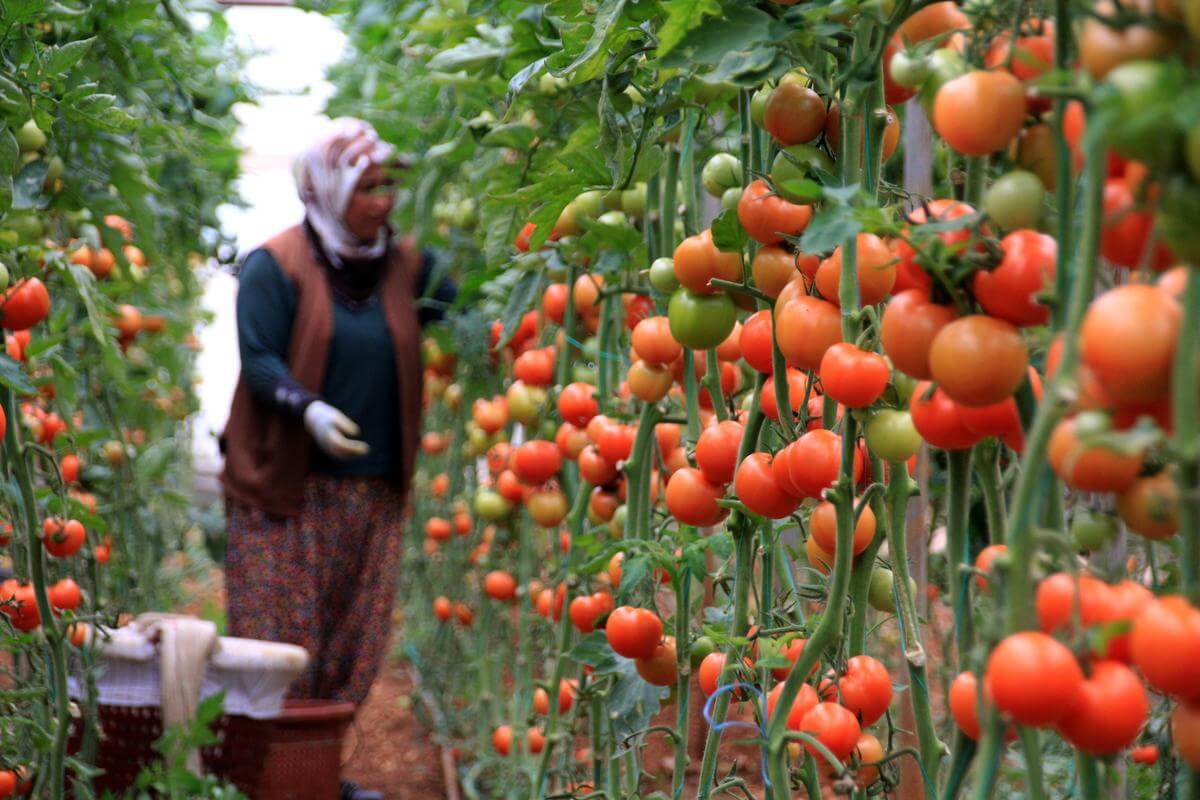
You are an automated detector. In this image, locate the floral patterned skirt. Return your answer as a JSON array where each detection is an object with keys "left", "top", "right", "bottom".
[{"left": 224, "top": 475, "right": 405, "bottom": 705}]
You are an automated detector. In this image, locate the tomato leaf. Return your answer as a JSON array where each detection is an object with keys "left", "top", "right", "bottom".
[
  {"left": 555, "top": 0, "right": 628, "bottom": 83},
  {"left": 480, "top": 123, "right": 535, "bottom": 151},
  {"left": 427, "top": 39, "right": 506, "bottom": 73},
  {"left": 12, "top": 160, "right": 48, "bottom": 210},
  {"left": 42, "top": 37, "right": 94, "bottom": 76},
  {"left": 710, "top": 208, "right": 747, "bottom": 254},
  {"left": 495, "top": 269, "right": 542, "bottom": 349},
  {"left": 658, "top": 0, "right": 722, "bottom": 57},
  {"left": 566, "top": 631, "right": 618, "bottom": 669},
  {"left": 0, "top": 355, "right": 34, "bottom": 395},
  {"left": 800, "top": 205, "right": 861, "bottom": 254},
  {"left": 505, "top": 57, "right": 549, "bottom": 107},
  {"left": 0, "top": 127, "right": 17, "bottom": 176}
]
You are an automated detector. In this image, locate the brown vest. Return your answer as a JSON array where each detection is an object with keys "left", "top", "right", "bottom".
[{"left": 220, "top": 225, "right": 424, "bottom": 518}]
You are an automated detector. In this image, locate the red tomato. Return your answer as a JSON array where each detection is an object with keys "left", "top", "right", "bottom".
[
  {"left": 799, "top": 702, "right": 862, "bottom": 762},
  {"left": 542, "top": 283, "right": 568, "bottom": 324},
  {"left": 665, "top": 467, "right": 727, "bottom": 527},
  {"left": 766, "top": 682, "right": 820, "bottom": 730},
  {"left": 673, "top": 229, "right": 742, "bottom": 294},
  {"left": 928, "top": 315, "right": 1028, "bottom": 407},
  {"left": 973, "top": 544, "right": 1007, "bottom": 592},
  {"left": 838, "top": 655, "right": 893, "bottom": 726},
  {"left": 739, "top": 310, "right": 775, "bottom": 374},
  {"left": 635, "top": 637, "right": 678, "bottom": 686},
  {"left": 809, "top": 500, "right": 876, "bottom": 557},
  {"left": 759, "top": 369, "right": 809, "bottom": 422},
  {"left": 511, "top": 440, "right": 562, "bottom": 485},
  {"left": 557, "top": 382, "right": 599, "bottom": 426},
  {"left": 42, "top": 518, "right": 86, "bottom": 558},
  {"left": 695, "top": 420, "right": 744, "bottom": 485},
  {"left": 813, "top": 233, "right": 896, "bottom": 307},
  {"left": 779, "top": 429, "right": 862, "bottom": 499},
  {"left": 1131, "top": 745, "right": 1159, "bottom": 765},
  {"left": 880, "top": 290, "right": 958, "bottom": 380},
  {"left": 933, "top": 70, "right": 1026, "bottom": 156},
  {"left": 738, "top": 179, "right": 813, "bottom": 245},
  {"left": 1131, "top": 596, "right": 1200, "bottom": 702},
  {"left": 1100, "top": 179, "right": 1174, "bottom": 270},
  {"left": 1, "top": 278, "right": 51, "bottom": 331},
  {"left": 1047, "top": 418, "right": 1142, "bottom": 493},
  {"left": 973, "top": 230, "right": 1056, "bottom": 326},
  {"left": 1056, "top": 661, "right": 1148, "bottom": 755},
  {"left": 484, "top": 571, "right": 517, "bottom": 601},
  {"left": 632, "top": 316, "right": 683, "bottom": 366},
  {"left": 775, "top": 295, "right": 842, "bottom": 371},
  {"left": 985, "top": 631, "right": 1084, "bottom": 727},
  {"left": 1080, "top": 284, "right": 1180, "bottom": 406},
  {"left": 733, "top": 452, "right": 799, "bottom": 519},
  {"left": 819, "top": 343, "right": 890, "bottom": 408},
  {"left": 909, "top": 382, "right": 979, "bottom": 450}
]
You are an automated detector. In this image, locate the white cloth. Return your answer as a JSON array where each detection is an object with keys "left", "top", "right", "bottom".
[
  {"left": 303, "top": 400, "right": 370, "bottom": 459},
  {"left": 292, "top": 117, "right": 394, "bottom": 266}
]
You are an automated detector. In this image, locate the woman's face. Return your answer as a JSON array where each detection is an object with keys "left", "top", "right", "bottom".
[{"left": 344, "top": 162, "right": 395, "bottom": 242}]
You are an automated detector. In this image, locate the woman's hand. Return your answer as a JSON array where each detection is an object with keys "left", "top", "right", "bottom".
[{"left": 303, "top": 401, "right": 370, "bottom": 459}]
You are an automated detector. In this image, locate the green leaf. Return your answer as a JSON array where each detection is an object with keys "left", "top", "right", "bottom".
[
  {"left": 505, "top": 56, "right": 549, "bottom": 106},
  {"left": 0, "top": 127, "right": 17, "bottom": 176},
  {"left": 480, "top": 123, "right": 535, "bottom": 151},
  {"left": 427, "top": 40, "right": 506, "bottom": 72},
  {"left": 556, "top": 0, "right": 628, "bottom": 82},
  {"left": 63, "top": 93, "right": 138, "bottom": 133},
  {"left": 800, "top": 205, "right": 861, "bottom": 253},
  {"left": 777, "top": 178, "right": 824, "bottom": 203},
  {"left": 658, "top": 0, "right": 722, "bottom": 56},
  {"left": 0, "top": 75, "right": 27, "bottom": 117},
  {"left": 710, "top": 208, "right": 747, "bottom": 253},
  {"left": 12, "top": 160, "right": 48, "bottom": 210},
  {"left": 0, "top": 355, "right": 34, "bottom": 395},
  {"left": 64, "top": 263, "right": 111, "bottom": 346},
  {"left": 566, "top": 631, "right": 616, "bottom": 667},
  {"left": 496, "top": 269, "right": 542, "bottom": 349},
  {"left": 43, "top": 37, "right": 94, "bottom": 75}
]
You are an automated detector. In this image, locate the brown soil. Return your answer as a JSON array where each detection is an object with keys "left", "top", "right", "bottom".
[{"left": 341, "top": 663, "right": 449, "bottom": 799}]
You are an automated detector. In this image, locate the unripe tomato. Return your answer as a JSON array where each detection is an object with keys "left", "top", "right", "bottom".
[
  {"left": 983, "top": 172, "right": 1046, "bottom": 231},
  {"left": 864, "top": 409, "right": 922, "bottom": 462},
  {"left": 628, "top": 360, "right": 673, "bottom": 402},
  {"left": 1071, "top": 510, "right": 1118, "bottom": 550},
  {"left": 667, "top": 289, "right": 737, "bottom": 351},
  {"left": 606, "top": 606, "right": 663, "bottom": 659},
  {"left": 649, "top": 257, "right": 680, "bottom": 293},
  {"left": 1047, "top": 418, "right": 1142, "bottom": 493},
  {"left": 701, "top": 153, "right": 743, "bottom": 197}
]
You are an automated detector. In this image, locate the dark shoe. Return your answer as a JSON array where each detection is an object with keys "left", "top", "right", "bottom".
[{"left": 340, "top": 780, "right": 383, "bottom": 800}]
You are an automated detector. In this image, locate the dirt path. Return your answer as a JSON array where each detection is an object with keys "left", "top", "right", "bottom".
[{"left": 342, "top": 663, "right": 449, "bottom": 799}]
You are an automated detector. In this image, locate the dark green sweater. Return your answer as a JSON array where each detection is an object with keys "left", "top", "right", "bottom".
[{"left": 235, "top": 247, "right": 454, "bottom": 478}]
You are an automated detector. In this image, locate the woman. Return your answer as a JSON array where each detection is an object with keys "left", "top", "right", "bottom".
[{"left": 221, "top": 120, "right": 451, "bottom": 797}]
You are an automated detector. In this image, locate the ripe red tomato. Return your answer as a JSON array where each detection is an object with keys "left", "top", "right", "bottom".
[
  {"left": 751, "top": 245, "right": 801, "bottom": 299},
  {"left": 759, "top": 369, "right": 809, "bottom": 422},
  {"left": 909, "top": 382, "right": 979, "bottom": 450},
  {"left": 775, "top": 295, "right": 842, "bottom": 371},
  {"left": 698, "top": 651, "right": 728, "bottom": 697},
  {"left": 1056, "top": 661, "right": 1148, "bottom": 755},
  {"left": 631, "top": 316, "right": 682, "bottom": 366},
  {"left": 1080, "top": 284, "right": 1180, "bottom": 406},
  {"left": 542, "top": 282, "right": 568, "bottom": 324},
  {"left": 813, "top": 234, "right": 896, "bottom": 307},
  {"left": 778, "top": 429, "right": 862, "bottom": 499},
  {"left": 973, "top": 544, "right": 1007, "bottom": 592},
  {"left": 933, "top": 70, "right": 1026, "bottom": 156},
  {"left": 484, "top": 571, "right": 517, "bottom": 601},
  {"left": 733, "top": 452, "right": 799, "bottom": 519},
  {"left": 635, "top": 637, "right": 678, "bottom": 686},
  {"left": 513, "top": 347, "right": 555, "bottom": 386},
  {"left": 766, "top": 682, "right": 820, "bottom": 730},
  {"left": 1047, "top": 418, "right": 1142, "bottom": 492},
  {"left": 1131, "top": 596, "right": 1200, "bottom": 702},
  {"left": 1130, "top": 745, "right": 1159, "bottom": 765},
  {"left": 880, "top": 290, "right": 957, "bottom": 380},
  {"left": 738, "top": 179, "right": 812, "bottom": 245},
  {"left": 511, "top": 440, "right": 562, "bottom": 485},
  {"left": 42, "top": 518, "right": 85, "bottom": 558},
  {"left": 799, "top": 702, "right": 862, "bottom": 762},
  {"left": 928, "top": 315, "right": 1028, "bottom": 407},
  {"left": 973, "top": 230, "right": 1056, "bottom": 326},
  {"left": 819, "top": 343, "right": 890, "bottom": 408},
  {"left": 695, "top": 420, "right": 744, "bottom": 485},
  {"left": 578, "top": 445, "right": 619, "bottom": 486},
  {"left": 948, "top": 671, "right": 984, "bottom": 740},
  {"left": 665, "top": 467, "right": 727, "bottom": 526},
  {"left": 985, "top": 631, "right": 1084, "bottom": 727},
  {"left": 433, "top": 596, "right": 453, "bottom": 622},
  {"left": 595, "top": 423, "right": 636, "bottom": 464},
  {"left": 838, "top": 655, "right": 893, "bottom": 726},
  {"left": 739, "top": 310, "right": 775, "bottom": 374},
  {"left": 557, "top": 382, "right": 599, "bottom": 426},
  {"left": 1173, "top": 703, "right": 1200, "bottom": 770},
  {"left": 1, "top": 278, "right": 51, "bottom": 331},
  {"left": 1100, "top": 179, "right": 1174, "bottom": 270},
  {"left": 1118, "top": 471, "right": 1180, "bottom": 540}
]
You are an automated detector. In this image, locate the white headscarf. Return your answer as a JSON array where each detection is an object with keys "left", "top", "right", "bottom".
[{"left": 293, "top": 117, "right": 395, "bottom": 266}]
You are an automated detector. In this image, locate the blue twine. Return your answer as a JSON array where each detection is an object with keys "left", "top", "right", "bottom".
[
  {"left": 696, "top": 680, "right": 773, "bottom": 797},
  {"left": 563, "top": 332, "right": 629, "bottom": 364}
]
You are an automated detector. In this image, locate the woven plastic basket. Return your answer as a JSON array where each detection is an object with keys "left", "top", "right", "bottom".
[{"left": 253, "top": 699, "right": 357, "bottom": 800}]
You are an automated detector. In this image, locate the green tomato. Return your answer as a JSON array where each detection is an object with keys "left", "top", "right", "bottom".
[
  {"left": 474, "top": 488, "right": 514, "bottom": 521},
  {"left": 890, "top": 370, "right": 918, "bottom": 406},
  {"left": 689, "top": 635, "right": 716, "bottom": 669},
  {"left": 6, "top": 213, "right": 43, "bottom": 244},
  {"left": 1105, "top": 60, "right": 1178, "bottom": 170},
  {"left": 667, "top": 289, "right": 737, "bottom": 350},
  {"left": 918, "top": 49, "right": 968, "bottom": 115},
  {"left": 983, "top": 170, "right": 1046, "bottom": 231},
  {"left": 701, "top": 153, "right": 743, "bottom": 198},
  {"left": 888, "top": 49, "right": 930, "bottom": 89},
  {"left": 720, "top": 186, "right": 743, "bottom": 212},
  {"left": 750, "top": 86, "right": 771, "bottom": 128},
  {"left": 1071, "top": 510, "right": 1118, "bottom": 551},
  {"left": 573, "top": 364, "right": 597, "bottom": 384},
  {"left": 687, "top": 78, "right": 737, "bottom": 105},
  {"left": 597, "top": 209, "right": 629, "bottom": 228},
  {"left": 15, "top": 119, "right": 45, "bottom": 153},
  {"left": 538, "top": 72, "right": 568, "bottom": 96},
  {"left": 1186, "top": 122, "right": 1200, "bottom": 183},
  {"left": 621, "top": 183, "right": 647, "bottom": 218},
  {"left": 602, "top": 189, "right": 624, "bottom": 211},
  {"left": 609, "top": 504, "right": 628, "bottom": 537},
  {"left": 44, "top": 155, "right": 64, "bottom": 183},
  {"left": 864, "top": 409, "right": 923, "bottom": 463},
  {"left": 574, "top": 190, "right": 605, "bottom": 219},
  {"left": 770, "top": 144, "right": 834, "bottom": 202},
  {"left": 0, "top": 261, "right": 10, "bottom": 292},
  {"left": 868, "top": 568, "right": 897, "bottom": 613},
  {"left": 624, "top": 85, "right": 645, "bottom": 105},
  {"left": 649, "top": 256, "right": 680, "bottom": 293}
]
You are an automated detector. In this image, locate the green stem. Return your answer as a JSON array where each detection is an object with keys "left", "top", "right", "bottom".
[
  {"left": 967, "top": 711, "right": 1004, "bottom": 800},
  {"left": 887, "top": 461, "right": 942, "bottom": 797},
  {"left": 556, "top": 260, "right": 580, "bottom": 388},
  {"left": 976, "top": 441, "right": 1006, "bottom": 546},
  {"left": 939, "top": 732, "right": 976, "bottom": 800},
  {"left": 625, "top": 403, "right": 662, "bottom": 540},
  {"left": 680, "top": 109, "right": 700, "bottom": 236},
  {"left": 848, "top": 466, "right": 886, "bottom": 656},
  {"left": 1076, "top": 753, "right": 1101, "bottom": 800},
  {"left": 1017, "top": 728, "right": 1046, "bottom": 800},
  {"left": 684, "top": 350, "right": 702, "bottom": 448},
  {"left": 661, "top": 144, "right": 680, "bottom": 257},
  {"left": 703, "top": 349, "right": 728, "bottom": 422},
  {"left": 695, "top": 520, "right": 755, "bottom": 800},
  {"left": 963, "top": 156, "right": 986, "bottom": 207},
  {"left": 4, "top": 389, "right": 69, "bottom": 800},
  {"left": 672, "top": 574, "right": 692, "bottom": 799},
  {"left": 1003, "top": 123, "right": 1107, "bottom": 633},
  {"left": 1172, "top": 267, "right": 1200, "bottom": 603},
  {"left": 946, "top": 449, "right": 974, "bottom": 668},
  {"left": 1050, "top": 0, "right": 1073, "bottom": 329}
]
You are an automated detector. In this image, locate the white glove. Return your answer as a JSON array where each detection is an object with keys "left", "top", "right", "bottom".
[{"left": 303, "top": 401, "right": 370, "bottom": 459}]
